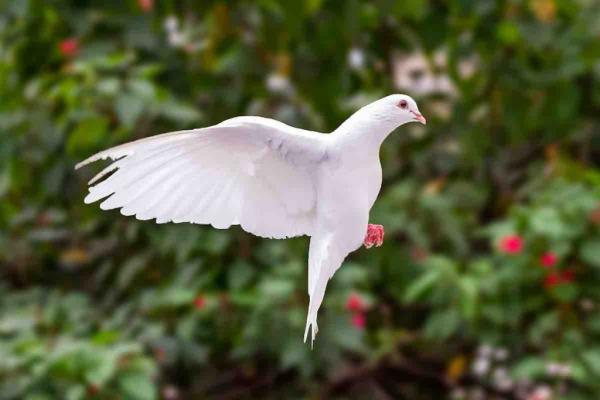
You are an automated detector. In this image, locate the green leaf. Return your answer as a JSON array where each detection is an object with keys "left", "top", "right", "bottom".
[
  {"left": 65, "top": 385, "right": 86, "bottom": 400},
  {"left": 66, "top": 116, "right": 109, "bottom": 155},
  {"left": 404, "top": 269, "right": 440, "bottom": 303},
  {"left": 512, "top": 357, "right": 546, "bottom": 380},
  {"left": 127, "top": 79, "right": 156, "bottom": 101},
  {"left": 97, "top": 78, "right": 121, "bottom": 96},
  {"left": 551, "top": 283, "right": 578, "bottom": 303},
  {"left": 424, "top": 309, "right": 460, "bottom": 340},
  {"left": 529, "top": 207, "right": 567, "bottom": 239},
  {"left": 458, "top": 276, "right": 478, "bottom": 320},
  {"left": 158, "top": 100, "right": 202, "bottom": 124},
  {"left": 582, "top": 349, "right": 600, "bottom": 375},
  {"left": 117, "top": 371, "right": 156, "bottom": 400},
  {"left": 84, "top": 351, "right": 116, "bottom": 387},
  {"left": 116, "top": 93, "right": 145, "bottom": 128},
  {"left": 496, "top": 21, "right": 520, "bottom": 44},
  {"left": 579, "top": 238, "right": 600, "bottom": 268},
  {"left": 305, "top": 0, "right": 323, "bottom": 14},
  {"left": 260, "top": 279, "right": 294, "bottom": 302},
  {"left": 393, "top": 0, "right": 427, "bottom": 20}
]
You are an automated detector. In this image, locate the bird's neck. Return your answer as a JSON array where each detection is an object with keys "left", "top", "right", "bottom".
[{"left": 332, "top": 107, "right": 403, "bottom": 153}]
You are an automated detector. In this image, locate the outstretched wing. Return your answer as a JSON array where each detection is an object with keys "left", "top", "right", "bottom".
[{"left": 76, "top": 117, "right": 328, "bottom": 239}]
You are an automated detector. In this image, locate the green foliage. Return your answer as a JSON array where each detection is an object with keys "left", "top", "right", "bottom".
[{"left": 1, "top": 0, "right": 600, "bottom": 398}]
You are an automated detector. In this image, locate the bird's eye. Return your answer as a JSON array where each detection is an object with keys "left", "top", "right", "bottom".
[{"left": 398, "top": 100, "right": 408, "bottom": 109}]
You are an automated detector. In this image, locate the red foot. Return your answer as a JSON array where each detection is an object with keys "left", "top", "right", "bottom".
[{"left": 364, "top": 224, "right": 384, "bottom": 249}]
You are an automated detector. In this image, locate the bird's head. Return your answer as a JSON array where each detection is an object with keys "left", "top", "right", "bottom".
[
  {"left": 334, "top": 94, "right": 426, "bottom": 144},
  {"left": 374, "top": 94, "right": 426, "bottom": 125}
]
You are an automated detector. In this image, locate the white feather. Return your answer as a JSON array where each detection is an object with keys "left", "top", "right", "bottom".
[{"left": 79, "top": 117, "right": 328, "bottom": 239}]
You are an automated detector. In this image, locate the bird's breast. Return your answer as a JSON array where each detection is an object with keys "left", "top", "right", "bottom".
[{"left": 317, "top": 154, "right": 382, "bottom": 217}]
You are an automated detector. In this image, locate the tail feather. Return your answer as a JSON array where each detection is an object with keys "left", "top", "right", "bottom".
[
  {"left": 304, "top": 235, "right": 346, "bottom": 348},
  {"left": 303, "top": 312, "right": 318, "bottom": 349}
]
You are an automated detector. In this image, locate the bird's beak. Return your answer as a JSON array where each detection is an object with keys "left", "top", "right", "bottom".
[{"left": 411, "top": 111, "right": 427, "bottom": 125}]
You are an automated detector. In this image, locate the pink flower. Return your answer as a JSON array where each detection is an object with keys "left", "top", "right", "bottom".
[
  {"left": 138, "top": 0, "right": 153, "bottom": 12},
  {"left": 193, "top": 295, "right": 205, "bottom": 310},
  {"left": 59, "top": 38, "right": 79, "bottom": 57},
  {"left": 346, "top": 293, "right": 365, "bottom": 312},
  {"left": 540, "top": 252, "right": 557, "bottom": 268},
  {"left": 498, "top": 234, "right": 523, "bottom": 254},
  {"left": 351, "top": 313, "right": 366, "bottom": 329}
]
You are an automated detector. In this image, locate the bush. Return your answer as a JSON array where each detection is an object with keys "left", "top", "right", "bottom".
[{"left": 1, "top": 1, "right": 600, "bottom": 398}]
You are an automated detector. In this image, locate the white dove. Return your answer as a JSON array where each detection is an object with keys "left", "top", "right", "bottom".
[{"left": 76, "top": 94, "right": 426, "bottom": 346}]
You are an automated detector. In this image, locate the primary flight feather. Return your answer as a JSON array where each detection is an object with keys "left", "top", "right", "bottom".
[{"left": 76, "top": 94, "right": 426, "bottom": 346}]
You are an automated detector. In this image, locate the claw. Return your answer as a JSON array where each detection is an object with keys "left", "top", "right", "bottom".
[{"left": 364, "top": 224, "right": 384, "bottom": 249}]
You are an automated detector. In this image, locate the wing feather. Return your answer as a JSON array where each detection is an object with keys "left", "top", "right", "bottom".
[{"left": 78, "top": 117, "right": 327, "bottom": 239}]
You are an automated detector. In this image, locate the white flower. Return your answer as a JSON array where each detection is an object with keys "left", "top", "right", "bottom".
[
  {"left": 164, "top": 16, "right": 178, "bottom": 32},
  {"left": 458, "top": 57, "right": 478, "bottom": 79},
  {"left": 392, "top": 51, "right": 429, "bottom": 94},
  {"left": 494, "top": 347, "right": 509, "bottom": 361},
  {"left": 492, "top": 368, "right": 514, "bottom": 391},
  {"left": 348, "top": 47, "right": 366, "bottom": 70},
  {"left": 266, "top": 73, "right": 292, "bottom": 94},
  {"left": 546, "top": 362, "right": 571, "bottom": 378},
  {"left": 392, "top": 50, "right": 456, "bottom": 97},
  {"left": 472, "top": 357, "right": 490, "bottom": 377},
  {"left": 433, "top": 48, "right": 448, "bottom": 69},
  {"left": 477, "top": 344, "right": 493, "bottom": 358},
  {"left": 163, "top": 16, "right": 189, "bottom": 48},
  {"left": 527, "top": 385, "right": 552, "bottom": 400},
  {"left": 546, "top": 362, "right": 561, "bottom": 376},
  {"left": 168, "top": 32, "right": 186, "bottom": 47},
  {"left": 559, "top": 364, "right": 572, "bottom": 377}
]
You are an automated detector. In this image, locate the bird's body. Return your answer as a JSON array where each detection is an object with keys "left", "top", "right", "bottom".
[{"left": 77, "top": 94, "right": 425, "bottom": 346}]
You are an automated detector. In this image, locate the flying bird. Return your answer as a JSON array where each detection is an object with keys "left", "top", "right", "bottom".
[{"left": 76, "top": 94, "right": 426, "bottom": 346}]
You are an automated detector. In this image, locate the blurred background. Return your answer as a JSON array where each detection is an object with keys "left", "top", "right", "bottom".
[{"left": 2, "top": 1, "right": 600, "bottom": 399}]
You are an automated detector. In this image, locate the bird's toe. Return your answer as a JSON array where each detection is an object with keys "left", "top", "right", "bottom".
[{"left": 364, "top": 224, "right": 384, "bottom": 249}]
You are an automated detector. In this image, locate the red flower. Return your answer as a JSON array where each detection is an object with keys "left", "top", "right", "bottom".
[
  {"left": 351, "top": 313, "right": 366, "bottom": 329},
  {"left": 59, "top": 38, "right": 79, "bottom": 57},
  {"left": 544, "top": 273, "right": 561, "bottom": 288},
  {"left": 540, "top": 252, "right": 557, "bottom": 268},
  {"left": 544, "top": 269, "right": 575, "bottom": 288},
  {"left": 560, "top": 269, "right": 575, "bottom": 283},
  {"left": 499, "top": 234, "right": 523, "bottom": 254},
  {"left": 346, "top": 293, "right": 365, "bottom": 312},
  {"left": 193, "top": 295, "right": 205, "bottom": 310},
  {"left": 138, "top": 0, "right": 153, "bottom": 12}
]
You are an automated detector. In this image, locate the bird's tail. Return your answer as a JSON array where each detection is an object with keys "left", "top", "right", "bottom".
[
  {"left": 304, "top": 235, "right": 345, "bottom": 348},
  {"left": 304, "top": 278, "right": 327, "bottom": 349},
  {"left": 303, "top": 309, "right": 318, "bottom": 349}
]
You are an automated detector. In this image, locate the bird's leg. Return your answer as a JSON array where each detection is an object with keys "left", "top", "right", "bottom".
[{"left": 364, "top": 224, "right": 384, "bottom": 249}]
